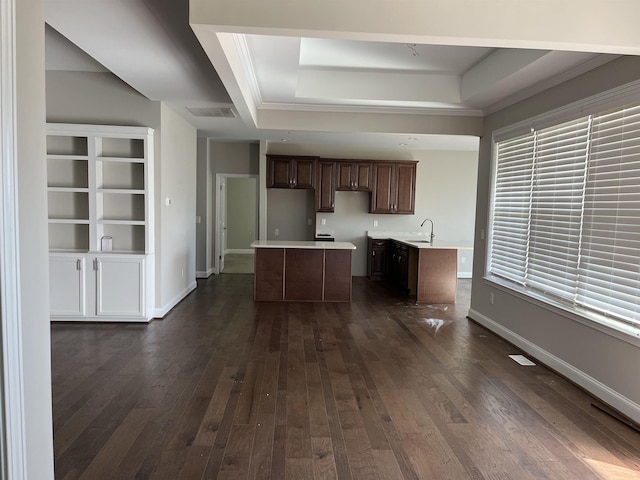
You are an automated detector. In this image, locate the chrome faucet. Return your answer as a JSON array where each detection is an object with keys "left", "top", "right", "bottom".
[{"left": 420, "top": 217, "right": 435, "bottom": 244}]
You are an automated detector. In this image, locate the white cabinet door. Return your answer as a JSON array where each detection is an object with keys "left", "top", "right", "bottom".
[
  {"left": 95, "top": 256, "right": 145, "bottom": 317},
  {"left": 49, "top": 255, "right": 85, "bottom": 317}
]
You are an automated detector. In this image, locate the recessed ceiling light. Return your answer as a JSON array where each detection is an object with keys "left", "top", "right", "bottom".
[
  {"left": 280, "top": 139, "right": 291, "bottom": 142},
  {"left": 399, "top": 143, "right": 408, "bottom": 147},
  {"left": 408, "top": 137, "right": 418, "bottom": 141}
]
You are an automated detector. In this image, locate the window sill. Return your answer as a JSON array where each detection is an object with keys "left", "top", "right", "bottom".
[{"left": 483, "top": 275, "right": 640, "bottom": 349}]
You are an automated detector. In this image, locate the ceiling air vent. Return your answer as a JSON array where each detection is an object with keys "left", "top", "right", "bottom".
[{"left": 186, "top": 107, "right": 237, "bottom": 118}]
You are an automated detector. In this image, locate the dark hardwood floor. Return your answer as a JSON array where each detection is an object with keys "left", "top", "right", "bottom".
[{"left": 51, "top": 275, "right": 640, "bottom": 479}]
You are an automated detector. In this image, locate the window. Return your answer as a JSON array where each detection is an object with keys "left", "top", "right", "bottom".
[{"left": 488, "top": 102, "right": 640, "bottom": 330}]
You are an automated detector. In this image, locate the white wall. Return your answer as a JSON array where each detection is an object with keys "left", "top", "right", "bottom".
[
  {"left": 267, "top": 143, "right": 478, "bottom": 276},
  {"left": 17, "top": 0, "right": 55, "bottom": 475},
  {"left": 158, "top": 104, "right": 197, "bottom": 311},
  {"left": 470, "top": 56, "right": 640, "bottom": 423}
]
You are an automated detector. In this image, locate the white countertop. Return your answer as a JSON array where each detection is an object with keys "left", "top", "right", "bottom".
[
  {"left": 251, "top": 240, "right": 356, "bottom": 250},
  {"left": 367, "top": 231, "right": 472, "bottom": 250}
]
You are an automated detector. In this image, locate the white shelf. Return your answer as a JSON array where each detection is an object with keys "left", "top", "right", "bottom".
[
  {"left": 98, "top": 219, "right": 146, "bottom": 225},
  {"left": 47, "top": 154, "right": 89, "bottom": 161},
  {"left": 46, "top": 123, "right": 154, "bottom": 254},
  {"left": 97, "top": 188, "right": 145, "bottom": 194},
  {"left": 48, "top": 187, "right": 90, "bottom": 193},
  {"left": 97, "top": 156, "right": 146, "bottom": 163},
  {"left": 48, "top": 219, "right": 91, "bottom": 224}
]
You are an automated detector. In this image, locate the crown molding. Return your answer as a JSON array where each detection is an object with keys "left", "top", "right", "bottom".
[{"left": 259, "top": 101, "right": 484, "bottom": 117}]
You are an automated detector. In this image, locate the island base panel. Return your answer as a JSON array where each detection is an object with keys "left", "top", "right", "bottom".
[
  {"left": 324, "top": 250, "right": 352, "bottom": 302},
  {"left": 417, "top": 249, "right": 458, "bottom": 303},
  {"left": 284, "top": 249, "right": 324, "bottom": 301},
  {"left": 254, "top": 248, "right": 284, "bottom": 301}
]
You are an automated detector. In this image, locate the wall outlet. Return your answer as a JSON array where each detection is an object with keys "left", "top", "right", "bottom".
[
  {"left": 275, "top": 228, "right": 279, "bottom": 236},
  {"left": 307, "top": 218, "right": 312, "bottom": 226},
  {"left": 489, "top": 292, "right": 494, "bottom": 305},
  {"left": 321, "top": 218, "right": 326, "bottom": 225},
  {"left": 196, "top": 216, "right": 201, "bottom": 224},
  {"left": 373, "top": 220, "right": 378, "bottom": 227},
  {"left": 460, "top": 256, "right": 466, "bottom": 264},
  {"left": 480, "top": 229, "right": 485, "bottom": 240}
]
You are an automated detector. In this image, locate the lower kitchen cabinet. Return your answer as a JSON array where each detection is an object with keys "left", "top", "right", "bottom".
[
  {"left": 388, "top": 241, "right": 410, "bottom": 291},
  {"left": 367, "top": 238, "right": 388, "bottom": 280},
  {"left": 49, "top": 252, "right": 152, "bottom": 322}
]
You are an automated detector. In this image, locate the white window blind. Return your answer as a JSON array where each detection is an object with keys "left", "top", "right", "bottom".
[
  {"left": 528, "top": 118, "right": 590, "bottom": 300},
  {"left": 490, "top": 132, "right": 534, "bottom": 285},
  {"left": 489, "top": 102, "right": 640, "bottom": 330},
  {"left": 577, "top": 105, "right": 640, "bottom": 326}
]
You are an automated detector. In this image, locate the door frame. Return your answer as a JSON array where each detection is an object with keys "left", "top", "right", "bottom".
[
  {"left": 0, "top": 0, "right": 28, "bottom": 475},
  {"left": 214, "top": 173, "right": 259, "bottom": 274}
]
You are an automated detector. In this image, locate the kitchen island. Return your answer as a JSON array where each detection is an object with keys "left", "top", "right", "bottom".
[{"left": 251, "top": 240, "right": 356, "bottom": 302}]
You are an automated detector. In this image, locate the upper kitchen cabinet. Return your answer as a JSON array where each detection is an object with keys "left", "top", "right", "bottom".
[
  {"left": 336, "top": 161, "right": 371, "bottom": 191},
  {"left": 316, "top": 160, "right": 336, "bottom": 212},
  {"left": 370, "top": 162, "right": 417, "bottom": 214},
  {"left": 267, "top": 155, "right": 316, "bottom": 189}
]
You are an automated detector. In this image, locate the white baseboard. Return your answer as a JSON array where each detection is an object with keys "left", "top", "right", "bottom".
[
  {"left": 457, "top": 272, "right": 472, "bottom": 279},
  {"left": 225, "top": 249, "right": 254, "bottom": 254},
  {"left": 468, "top": 308, "right": 640, "bottom": 425},
  {"left": 154, "top": 281, "right": 197, "bottom": 318},
  {"left": 196, "top": 268, "right": 214, "bottom": 279}
]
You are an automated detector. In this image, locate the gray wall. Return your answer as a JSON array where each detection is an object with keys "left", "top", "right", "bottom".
[
  {"left": 159, "top": 104, "right": 197, "bottom": 308},
  {"left": 267, "top": 144, "right": 478, "bottom": 276},
  {"left": 470, "top": 56, "right": 640, "bottom": 423},
  {"left": 226, "top": 177, "right": 257, "bottom": 250},
  {"left": 17, "top": 0, "right": 55, "bottom": 475},
  {"left": 46, "top": 70, "right": 198, "bottom": 314}
]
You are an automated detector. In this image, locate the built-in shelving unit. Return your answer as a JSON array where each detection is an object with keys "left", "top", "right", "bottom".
[{"left": 47, "top": 124, "right": 155, "bottom": 322}]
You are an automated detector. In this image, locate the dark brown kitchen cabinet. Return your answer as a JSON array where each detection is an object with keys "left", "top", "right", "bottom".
[
  {"left": 367, "top": 238, "right": 389, "bottom": 280},
  {"left": 370, "top": 162, "right": 416, "bottom": 214},
  {"left": 316, "top": 160, "right": 335, "bottom": 212},
  {"left": 267, "top": 155, "right": 316, "bottom": 189},
  {"left": 336, "top": 161, "right": 371, "bottom": 191}
]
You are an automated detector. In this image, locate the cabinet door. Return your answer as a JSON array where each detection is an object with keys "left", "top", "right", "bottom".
[
  {"left": 336, "top": 162, "right": 354, "bottom": 190},
  {"left": 371, "top": 163, "right": 394, "bottom": 213},
  {"left": 354, "top": 162, "right": 371, "bottom": 191},
  {"left": 368, "top": 239, "right": 388, "bottom": 280},
  {"left": 50, "top": 255, "right": 86, "bottom": 317},
  {"left": 395, "top": 163, "right": 416, "bottom": 214},
  {"left": 268, "top": 157, "right": 293, "bottom": 188},
  {"left": 293, "top": 158, "right": 315, "bottom": 189},
  {"left": 95, "top": 256, "right": 145, "bottom": 317},
  {"left": 316, "top": 161, "right": 335, "bottom": 212}
]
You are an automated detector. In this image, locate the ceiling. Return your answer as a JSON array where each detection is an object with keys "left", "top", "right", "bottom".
[{"left": 45, "top": 0, "right": 627, "bottom": 151}]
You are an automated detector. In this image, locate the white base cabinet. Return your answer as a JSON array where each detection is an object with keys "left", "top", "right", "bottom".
[{"left": 50, "top": 252, "right": 153, "bottom": 322}]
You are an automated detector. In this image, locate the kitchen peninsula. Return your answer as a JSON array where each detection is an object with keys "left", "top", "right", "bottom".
[
  {"left": 251, "top": 240, "right": 356, "bottom": 302},
  {"left": 368, "top": 233, "right": 472, "bottom": 303}
]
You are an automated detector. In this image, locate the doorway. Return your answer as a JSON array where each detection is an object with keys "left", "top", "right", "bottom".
[{"left": 215, "top": 174, "right": 258, "bottom": 274}]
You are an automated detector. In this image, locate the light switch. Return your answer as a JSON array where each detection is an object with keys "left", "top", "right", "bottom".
[
  {"left": 321, "top": 219, "right": 326, "bottom": 225},
  {"left": 165, "top": 197, "right": 172, "bottom": 206},
  {"left": 275, "top": 228, "right": 280, "bottom": 236},
  {"left": 196, "top": 216, "right": 202, "bottom": 224},
  {"left": 373, "top": 220, "right": 378, "bottom": 227}
]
